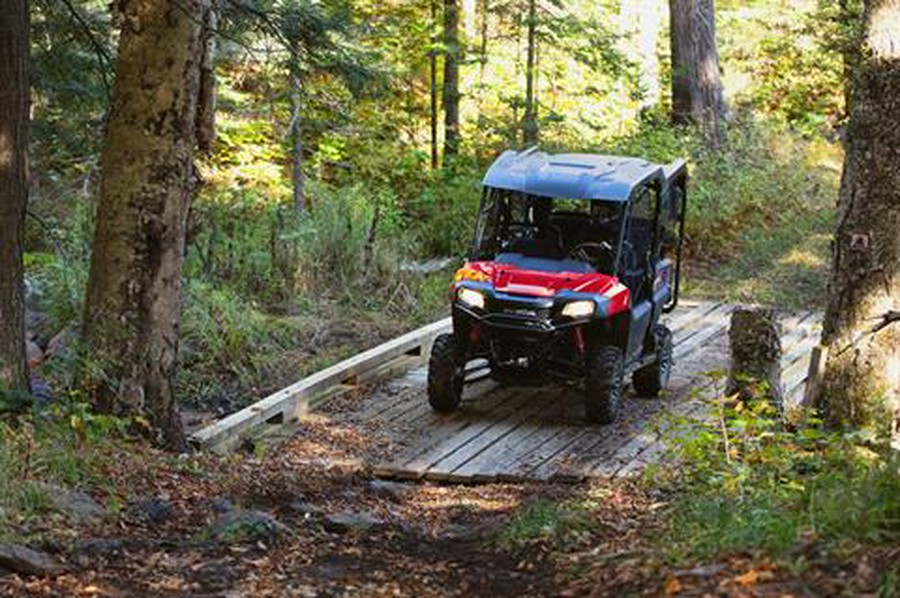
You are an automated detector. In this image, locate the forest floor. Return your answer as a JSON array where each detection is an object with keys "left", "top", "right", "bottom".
[{"left": 2, "top": 382, "right": 892, "bottom": 597}]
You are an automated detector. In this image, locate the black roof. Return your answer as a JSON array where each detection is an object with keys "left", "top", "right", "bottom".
[{"left": 482, "top": 148, "right": 666, "bottom": 202}]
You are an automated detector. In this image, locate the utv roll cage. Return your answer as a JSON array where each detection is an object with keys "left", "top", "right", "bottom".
[{"left": 473, "top": 148, "right": 688, "bottom": 312}]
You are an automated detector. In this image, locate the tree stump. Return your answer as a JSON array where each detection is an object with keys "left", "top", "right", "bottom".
[{"left": 727, "top": 308, "right": 783, "bottom": 409}]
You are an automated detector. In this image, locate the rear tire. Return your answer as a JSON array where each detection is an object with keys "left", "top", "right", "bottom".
[
  {"left": 585, "top": 346, "right": 625, "bottom": 424},
  {"left": 427, "top": 334, "right": 464, "bottom": 412},
  {"left": 633, "top": 325, "right": 674, "bottom": 397}
]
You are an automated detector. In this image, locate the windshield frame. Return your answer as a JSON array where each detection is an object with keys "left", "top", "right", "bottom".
[{"left": 469, "top": 187, "right": 629, "bottom": 274}]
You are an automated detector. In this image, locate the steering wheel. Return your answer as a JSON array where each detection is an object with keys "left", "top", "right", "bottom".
[{"left": 569, "top": 242, "right": 616, "bottom": 269}]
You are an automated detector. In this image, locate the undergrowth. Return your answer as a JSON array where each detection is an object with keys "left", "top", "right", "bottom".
[
  {"left": 0, "top": 403, "right": 127, "bottom": 539},
  {"left": 24, "top": 115, "right": 839, "bottom": 410},
  {"left": 653, "top": 395, "right": 900, "bottom": 574}
]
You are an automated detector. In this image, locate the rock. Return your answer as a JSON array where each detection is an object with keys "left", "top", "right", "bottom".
[
  {"left": 23, "top": 278, "right": 40, "bottom": 311},
  {"left": 368, "top": 480, "right": 412, "bottom": 502},
  {"left": 44, "top": 485, "right": 104, "bottom": 524},
  {"left": 209, "top": 497, "right": 234, "bottom": 514},
  {"left": 323, "top": 511, "right": 384, "bottom": 534},
  {"left": 26, "top": 339, "right": 43, "bottom": 366},
  {"left": 126, "top": 498, "right": 173, "bottom": 524},
  {"left": 28, "top": 375, "right": 55, "bottom": 403},
  {"left": 72, "top": 538, "right": 123, "bottom": 559},
  {"left": 0, "top": 543, "right": 64, "bottom": 576},
  {"left": 209, "top": 510, "right": 290, "bottom": 542},
  {"left": 24, "top": 309, "right": 47, "bottom": 339},
  {"left": 46, "top": 328, "right": 76, "bottom": 359},
  {"left": 288, "top": 501, "right": 325, "bottom": 518}
]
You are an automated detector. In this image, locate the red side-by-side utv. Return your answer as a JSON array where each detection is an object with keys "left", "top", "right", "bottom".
[{"left": 428, "top": 148, "right": 688, "bottom": 423}]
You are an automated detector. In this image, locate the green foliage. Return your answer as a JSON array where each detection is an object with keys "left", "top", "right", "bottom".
[
  {"left": 0, "top": 404, "right": 127, "bottom": 533},
  {"left": 655, "top": 394, "right": 900, "bottom": 562},
  {"left": 601, "top": 116, "right": 838, "bottom": 307},
  {"left": 498, "top": 500, "right": 594, "bottom": 550},
  {"left": 718, "top": 0, "right": 861, "bottom": 133},
  {"left": 178, "top": 281, "right": 302, "bottom": 406},
  {"left": 30, "top": 0, "right": 113, "bottom": 171},
  {"left": 25, "top": 198, "right": 94, "bottom": 333}
]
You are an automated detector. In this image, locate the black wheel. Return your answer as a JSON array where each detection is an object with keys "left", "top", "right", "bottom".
[
  {"left": 428, "top": 333, "right": 464, "bottom": 412},
  {"left": 633, "top": 325, "right": 674, "bottom": 397},
  {"left": 585, "top": 346, "right": 625, "bottom": 424}
]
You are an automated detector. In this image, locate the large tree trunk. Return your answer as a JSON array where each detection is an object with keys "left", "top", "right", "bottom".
[
  {"left": 669, "top": 0, "right": 725, "bottom": 137},
  {"left": 0, "top": 0, "right": 30, "bottom": 395},
  {"left": 82, "top": 0, "right": 208, "bottom": 451},
  {"left": 818, "top": 0, "right": 900, "bottom": 438},
  {"left": 443, "top": 0, "right": 461, "bottom": 159},
  {"left": 522, "top": 0, "right": 538, "bottom": 146}
]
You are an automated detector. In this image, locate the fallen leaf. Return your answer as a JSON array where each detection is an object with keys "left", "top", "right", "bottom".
[{"left": 665, "top": 576, "right": 682, "bottom": 595}]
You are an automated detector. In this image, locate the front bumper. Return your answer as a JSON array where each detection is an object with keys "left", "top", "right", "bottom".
[{"left": 451, "top": 284, "right": 611, "bottom": 368}]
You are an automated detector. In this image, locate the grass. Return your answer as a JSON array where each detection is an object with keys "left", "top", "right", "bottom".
[
  {"left": 0, "top": 404, "right": 125, "bottom": 539},
  {"left": 497, "top": 499, "right": 594, "bottom": 550},
  {"left": 653, "top": 396, "right": 900, "bottom": 572},
  {"left": 604, "top": 116, "right": 841, "bottom": 309}
]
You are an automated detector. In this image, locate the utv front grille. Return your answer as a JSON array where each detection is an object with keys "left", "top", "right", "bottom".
[{"left": 483, "top": 313, "right": 553, "bottom": 332}]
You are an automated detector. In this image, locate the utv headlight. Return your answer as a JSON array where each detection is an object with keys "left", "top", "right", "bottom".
[
  {"left": 561, "top": 300, "right": 595, "bottom": 318},
  {"left": 457, "top": 288, "right": 486, "bottom": 310}
]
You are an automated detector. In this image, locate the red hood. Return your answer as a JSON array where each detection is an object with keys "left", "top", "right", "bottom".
[{"left": 464, "top": 260, "right": 619, "bottom": 297}]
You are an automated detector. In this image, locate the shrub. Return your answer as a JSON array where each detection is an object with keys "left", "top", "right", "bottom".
[{"left": 655, "top": 392, "right": 900, "bottom": 562}]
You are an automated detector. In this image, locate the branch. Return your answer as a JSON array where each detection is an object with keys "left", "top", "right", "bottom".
[
  {"left": 56, "top": 0, "right": 113, "bottom": 99},
  {"left": 872, "top": 311, "right": 900, "bottom": 334}
]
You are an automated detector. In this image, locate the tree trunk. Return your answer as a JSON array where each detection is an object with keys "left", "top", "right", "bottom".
[
  {"left": 727, "top": 308, "right": 783, "bottom": 410},
  {"left": 477, "top": 0, "right": 489, "bottom": 114},
  {"left": 0, "top": 0, "right": 30, "bottom": 395},
  {"left": 818, "top": 0, "right": 900, "bottom": 439},
  {"left": 196, "top": 3, "right": 217, "bottom": 154},
  {"left": 522, "top": 0, "right": 538, "bottom": 146},
  {"left": 430, "top": 0, "right": 439, "bottom": 169},
  {"left": 669, "top": 0, "right": 725, "bottom": 138},
  {"left": 289, "top": 63, "right": 305, "bottom": 213},
  {"left": 82, "top": 0, "right": 208, "bottom": 451},
  {"left": 443, "top": 0, "right": 461, "bottom": 159}
]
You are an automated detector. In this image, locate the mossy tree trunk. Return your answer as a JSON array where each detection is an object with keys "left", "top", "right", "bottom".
[
  {"left": 819, "top": 0, "right": 900, "bottom": 437},
  {"left": 443, "top": 0, "right": 461, "bottom": 159},
  {"left": 727, "top": 309, "right": 783, "bottom": 409},
  {"left": 669, "top": 0, "right": 725, "bottom": 140},
  {"left": 82, "top": 0, "right": 210, "bottom": 451},
  {"left": 0, "top": 0, "right": 30, "bottom": 395}
]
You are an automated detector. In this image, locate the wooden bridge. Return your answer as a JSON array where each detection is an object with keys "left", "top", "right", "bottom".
[{"left": 190, "top": 301, "right": 823, "bottom": 484}]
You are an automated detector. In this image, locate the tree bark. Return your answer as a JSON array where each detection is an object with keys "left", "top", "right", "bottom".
[
  {"left": 0, "top": 0, "right": 30, "bottom": 395},
  {"left": 522, "top": 0, "right": 538, "bottom": 146},
  {"left": 727, "top": 308, "right": 783, "bottom": 409},
  {"left": 289, "top": 61, "right": 305, "bottom": 213},
  {"left": 818, "top": 0, "right": 900, "bottom": 438},
  {"left": 443, "top": 0, "right": 461, "bottom": 159},
  {"left": 669, "top": 0, "right": 725, "bottom": 137},
  {"left": 430, "top": 0, "right": 439, "bottom": 169},
  {"left": 196, "top": 2, "right": 217, "bottom": 154},
  {"left": 82, "top": 0, "right": 209, "bottom": 451},
  {"left": 477, "top": 0, "right": 489, "bottom": 111}
]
